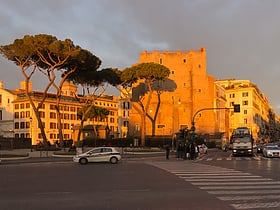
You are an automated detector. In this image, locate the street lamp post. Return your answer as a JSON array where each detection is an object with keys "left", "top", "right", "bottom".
[
  {"left": 30, "top": 117, "right": 33, "bottom": 152},
  {"left": 191, "top": 106, "right": 239, "bottom": 141}
]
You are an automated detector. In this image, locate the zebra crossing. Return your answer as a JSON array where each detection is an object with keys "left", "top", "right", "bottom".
[
  {"left": 196, "top": 155, "right": 276, "bottom": 161},
  {"left": 150, "top": 161, "right": 280, "bottom": 209}
]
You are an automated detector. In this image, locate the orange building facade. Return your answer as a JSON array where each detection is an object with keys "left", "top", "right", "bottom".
[{"left": 128, "top": 48, "right": 228, "bottom": 139}]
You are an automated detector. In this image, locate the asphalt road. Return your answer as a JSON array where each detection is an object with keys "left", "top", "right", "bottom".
[{"left": 1, "top": 149, "right": 280, "bottom": 210}]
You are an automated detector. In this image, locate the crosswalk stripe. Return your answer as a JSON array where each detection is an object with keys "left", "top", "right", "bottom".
[
  {"left": 184, "top": 178, "right": 272, "bottom": 182},
  {"left": 200, "top": 185, "right": 280, "bottom": 190},
  {"left": 175, "top": 173, "right": 250, "bottom": 176},
  {"left": 218, "top": 194, "right": 280, "bottom": 201},
  {"left": 231, "top": 201, "right": 280, "bottom": 209},
  {"left": 182, "top": 175, "right": 261, "bottom": 179},
  {"left": 207, "top": 189, "right": 280, "bottom": 194},
  {"left": 149, "top": 161, "right": 279, "bottom": 209},
  {"left": 196, "top": 156, "right": 271, "bottom": 161},
  {"left": 192, "top": 181, "right": 280, "bottom": 185}
]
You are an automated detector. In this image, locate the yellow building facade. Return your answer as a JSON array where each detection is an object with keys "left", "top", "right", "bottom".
[
  {"left": 215, "top": 79, "right": 271, "bottom": 141},
  {"left": 128, "top": 48, "right": 227, "bottom": 138},
  {"left": 1, "top": 81, "right": 119, "bottom": 145}
]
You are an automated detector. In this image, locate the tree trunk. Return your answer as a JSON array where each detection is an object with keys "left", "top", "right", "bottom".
[{"left": 140, "top": 114, "right": 146, "bottom": 146}]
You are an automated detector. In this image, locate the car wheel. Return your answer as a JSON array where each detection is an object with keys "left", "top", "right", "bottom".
[
  {"left": 110, "top": 157, "right": 118, "bottom": 164},
  {"left": 79, "top": 158, "right": 88, "bottom": 165}
]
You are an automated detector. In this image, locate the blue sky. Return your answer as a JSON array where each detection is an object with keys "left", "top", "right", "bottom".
[{"left": 1, "top": 0, "right": 280, "bottom": 114}]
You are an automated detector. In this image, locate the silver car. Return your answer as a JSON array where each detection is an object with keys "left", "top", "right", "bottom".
[
  {"left": 262, "top": 143, "right": 280, "bottom": 158},
  {"left": 73, "top": 147, "right": 121, "bottom": 164}
]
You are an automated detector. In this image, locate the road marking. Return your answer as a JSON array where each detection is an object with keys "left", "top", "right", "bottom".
[
  {"left": 192, "top": 181, "right": 280, "bottom": 185},
  {"left": 231, "top": 201, "right": 280, "bottom": 209},
  {"left": 149, "top": 161, "right": 280, "bottom": 210},
  {"left": 182, "top": 175, "right": 261, "bottom": 179},
  {"left": 184, "top": 178, "right": 272, "bottom": 182},
  {"left": 218, "top": 194, "right": 280, "bottom": 201},
  {"left": 175, "top": 172, "right": 250, "bottom": 176},
  {"left": 200, "top": 185, "right": 280, "bottom": 190},
  {"left": 207, "top": 189, "right": 280, "bottom": 194}
]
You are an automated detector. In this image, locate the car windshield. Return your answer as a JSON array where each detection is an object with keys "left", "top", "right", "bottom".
[
  {"left": 267, "top": 146, "right": 279, "bottom": 150},
  {"left": 233, "top": 137, "right": 251, "bottom": 143}
]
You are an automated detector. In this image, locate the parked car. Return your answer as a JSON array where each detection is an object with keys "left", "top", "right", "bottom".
[
  {"left": 73, "top": 147, "right": 121, "bottom": 164},
  {"left": 262, "top": 143, "right": 280, "bottom": 158}
]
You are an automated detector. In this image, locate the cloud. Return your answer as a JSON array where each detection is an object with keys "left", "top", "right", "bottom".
[{"left": 1, "top": 0, "right": 280, "bottom": 114}]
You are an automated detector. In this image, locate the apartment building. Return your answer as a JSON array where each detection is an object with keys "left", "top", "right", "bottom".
[
  {"left": 0, "top": 81, "right": 16, "bottom": 138},
  {"left": 215, "top": 79, "right": 273, "bottom": 141},
  {"left": 0, "top": 81, "right": 119, "bottom": 145},
  {"left": 127, "top": 48, "right": 228, "bottom": 138}
]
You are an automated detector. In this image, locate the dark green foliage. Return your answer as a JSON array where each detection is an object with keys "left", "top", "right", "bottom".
[
  {"left": 121, "top": 62, "right": 170, "bottom": 87},
  {"left": 77, "top": 105, "right": 109, "bottom": 121}
]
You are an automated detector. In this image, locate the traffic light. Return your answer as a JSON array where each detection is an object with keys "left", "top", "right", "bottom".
[{"left": 233, "top": 104, "right": 240, "bottom": 113}]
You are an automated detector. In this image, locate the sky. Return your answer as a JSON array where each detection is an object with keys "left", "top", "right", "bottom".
[{"left": 1, "top": 0, "right": 280, "bottom": 114}]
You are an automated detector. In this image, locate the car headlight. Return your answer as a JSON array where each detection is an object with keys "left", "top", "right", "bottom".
[
  {"left": 248, "top": 149, "right": 252, "bottom": 152},
  {"left": 233, "top": 149, "right": 237, "bottom": 152}
]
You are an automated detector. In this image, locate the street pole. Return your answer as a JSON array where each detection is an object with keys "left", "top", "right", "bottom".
[{"left": 191, "top": 107, "right": 235, "bottom": 141}]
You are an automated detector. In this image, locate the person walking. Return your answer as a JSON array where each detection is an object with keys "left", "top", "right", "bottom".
[
  {"left": 165, "top": 144, "right": 170, "bottom": 160},
  {"left": 190, "top": 142, "right": 196, "bottom": 160}
]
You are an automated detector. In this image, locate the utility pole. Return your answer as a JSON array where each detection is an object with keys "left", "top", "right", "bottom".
[{"left": 191, "top": 105, "right": 240, "bottom": 141}]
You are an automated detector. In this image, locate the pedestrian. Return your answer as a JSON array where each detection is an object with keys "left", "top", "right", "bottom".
[
  {"left": 177, "top": 143, "right": 183, "bottom": 159},
  {"left": 185, "top": 143, "right": 190, "bottom": 160},
  {"left": 165, "top": 144, "right": 170, "bottom": 160},
  {"left": 190, "top": 142, "right": 195, "bottom": 160}
]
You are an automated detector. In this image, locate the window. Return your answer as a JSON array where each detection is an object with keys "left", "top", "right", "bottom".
[
  {"left": 242, "top": 92, "right": 249, "bottom": 97},
  {"left": 26, "top": 122, "right": 30, "bottom": 128},
  {"left": 0, "top": 110, "right": 2, "bottom": 120},
  {"left": 244, "top": 110, "right": 248, "bottom": 114},
  {"left": 70, "top": 114, "right": 76, "bottom": 120},
  {"left": 183, "top": 59, "right": 186, "bottom": 63},
  {"left": 0, "top": 94, "right": 2, "bottom": 103},
  {"left": 230, "top": 102, "right": 234, "bottom": 106},
  {"left": 15, "top": 112, "right": 19, "bottom": 118},
  {"left": 15, "top": 104, "right": 19, "bottom": 109},
  {"left": 171, "top": 70, "right": 174, "bottom": 74},
  {"left": 20, "top": 103, "right": 25, "bottom": 109},
  {"left": 157, "top": 124, "right": 166, "bottom": 128},
  {"left": 242, "top": 100, "right": 248, "bottom": 105},
  {"left": 50, "top": 122, "right": 56, "bottom": 129},
  {"left": 39, "top": 111, "right": 45, "bottom": 118},
  {"left": 15, "top": 122, "right": 19, "bottom": 129},
  {"left": 20, "top": 122, "right": 25, "bottom": 129},
  {"left": 159, "top": 58, "right": 162, "bottom": 64},
  {"left": 110, "top": 118, "right": 114, "bottom": 123},
  {"left": 26, "top": 103, "right": 30, "bottom": 108},
  {"left": 50, "top": 112, "right": 56, "bottom": 119},
  {"left": 64, "top": 113, "right": 69, "bottom": 120},
  {"left": 244, "top": 118, "right": 248, "bottom": 124},
  {"left": 26, "top": 111, "right": 30, "bottom": 118},
  {"left": 229, "top": 93, "right": 235, "bottom": 98},
  {"left": 20, "top": 111, "right": 25, "bottom": 118},
  {"left": 50, "top": 104, "right": 56, "bottom": 110},
  {"left": 123, "top": 121, "right": 129, "bottom": 127}
]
